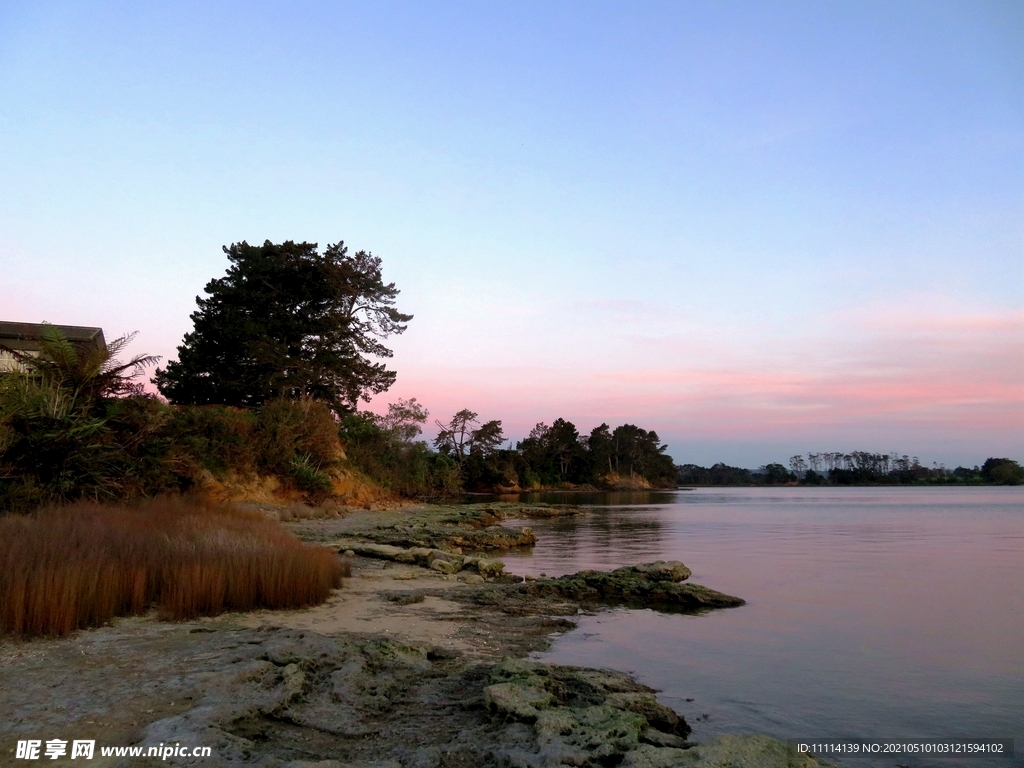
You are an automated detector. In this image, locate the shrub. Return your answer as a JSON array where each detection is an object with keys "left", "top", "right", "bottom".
[
  {"left": 254, "top": 397, "right": 343, "bottom": 476},
  {"left": 289, "top": 453, "right": 334, "bottom": 494},
  {"left": 338, "top": 411, "right": 461, "bottom": 497},
  {"left": 0, "top": 328, "right": 162, "bottom": 512},
  {"left": 0, "top": 497, "right": 344, "bottom": 637},
  {"left": 161, "top": 405, "right": 258, "bottom": 479},
  {"left": 0, "top": 373, "right": 122, "bottom": 509}
]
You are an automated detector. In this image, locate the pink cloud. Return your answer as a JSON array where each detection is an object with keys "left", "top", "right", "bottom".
[{"left": 374, "top": 305, "right": 1023, "bottom": 452}]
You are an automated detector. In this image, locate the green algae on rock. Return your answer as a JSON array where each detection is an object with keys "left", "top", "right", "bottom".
[{"left": 483, "top": 658, "right": 690, "bottom": 765}]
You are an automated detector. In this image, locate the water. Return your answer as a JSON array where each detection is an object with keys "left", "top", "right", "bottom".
[{"left": 495, "top": 487, "right": 1024, "bottom": 767}]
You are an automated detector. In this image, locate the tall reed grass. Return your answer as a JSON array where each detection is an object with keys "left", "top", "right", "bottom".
[{"left": 0, "top": 497, "right": 346, "bottom": 638}]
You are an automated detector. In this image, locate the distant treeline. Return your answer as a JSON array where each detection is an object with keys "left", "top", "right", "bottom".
[
  {"left": 341, "top": 404, "right": 677, "bottom": 494},
  {"left": 678, "top": 453, "right": 1023, "bottom": 486}
]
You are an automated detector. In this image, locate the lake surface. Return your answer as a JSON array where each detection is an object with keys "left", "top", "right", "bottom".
[{"left": 495, "top": 487, "right": 1024, "bottom": 767}]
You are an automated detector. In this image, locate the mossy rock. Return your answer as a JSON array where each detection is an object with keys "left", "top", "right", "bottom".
[{"left": 513, "top": 563, "right": 744, "bottom": 611}]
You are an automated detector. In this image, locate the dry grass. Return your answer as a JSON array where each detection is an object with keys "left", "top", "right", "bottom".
[{"left": 0, "top": 497, "right": 346, "bottom": 638}]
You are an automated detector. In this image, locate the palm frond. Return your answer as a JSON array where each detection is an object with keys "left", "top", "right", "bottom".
[{"left": 0, "top": 326, "right": 159, "bottom": 401}]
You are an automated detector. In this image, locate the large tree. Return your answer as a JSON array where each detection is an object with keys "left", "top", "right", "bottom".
[{"left": 154, "top": 240, "right": 411, "bottom": 413}]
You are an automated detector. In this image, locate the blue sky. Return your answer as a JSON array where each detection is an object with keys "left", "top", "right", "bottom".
[{"left": 1, "top": 1, "right": 1021, "bottom": 466}]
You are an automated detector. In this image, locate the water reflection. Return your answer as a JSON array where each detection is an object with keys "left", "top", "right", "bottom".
[
  {"left": 503, "top": 508, "right": 668, "bottom": 574},
  {"left": 469, "top": 490, "right": 681, "bottom": 506}
]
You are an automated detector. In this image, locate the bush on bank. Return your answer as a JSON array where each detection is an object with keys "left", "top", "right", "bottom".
[
  {"left": 0, "top": 390, "right": 351, "bottom": 513},
  {"left": 337, "top": 410, "right": 461, "bottom": 498}
]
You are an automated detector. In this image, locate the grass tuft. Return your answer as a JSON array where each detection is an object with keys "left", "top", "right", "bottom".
[{"left": 0, "top": 497, "right": 345, "bottom": 637}]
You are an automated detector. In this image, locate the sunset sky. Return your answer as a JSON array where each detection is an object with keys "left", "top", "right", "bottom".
[{"left": 2, "top": 1, "right": 1021, "bottom": 467}]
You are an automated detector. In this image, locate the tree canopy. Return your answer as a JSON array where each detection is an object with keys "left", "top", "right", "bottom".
[
  {"left": 433, "top": 409, "right": 505, "bottom": 463},
  {"left": 154, "top": 240, "right": 411, "bottom": 414}
]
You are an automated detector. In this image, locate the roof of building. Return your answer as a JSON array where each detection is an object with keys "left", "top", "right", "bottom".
[{"left": 0, "top": 322, "right": 107, "bottom": 352}]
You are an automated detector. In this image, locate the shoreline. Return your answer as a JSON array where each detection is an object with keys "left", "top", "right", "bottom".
[{"left": 0, "top": 503, "right": 828, "bottom": 767}]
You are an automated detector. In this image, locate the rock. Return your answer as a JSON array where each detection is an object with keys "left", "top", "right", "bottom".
[
  {"left": 631, "top": 560, "right": 692, "bottom": 582},
  {"left": 347, "top": 543, "right": 417, "bottom": 564},
  {"left": 430, "top": 559, "right": 459, "bottom": 574},
  {"left": 622, "top": 735, "right": 834, "bottom": 767},
  {"left": 408, "top": 546, "right": 435, "bottom": 563},
  {"left": 630, "top": 734, "right": 831, "bottom": 767},
  {"left": 640, "top": 728, "right": 689, "bottom": 749},
  {"left": 475, "top": 558, "right": 505, "bottom": 577},
  {"left": 342, "top": 550, "right": 355, "bottom": 557},
  {"left": 360, "top": 520, "right": 537, "bottom": 551},
  {"left": 459, "top": 573, "right": 485, "bottom": 585},
  {"left": 536, "top": 705, "right": 648, "bottom": 765},
  {"left": 341, "top": 543, "right": 479, "bottom": 575},
  {"left": 622, "top": 745, "right": 694, "bottom": 768},
  {"left": 427, "top": 549, "right": 464, "bottom": 569},
  {"left": 509, "top": 562, "right": 743, "bottom": 611},
  {"left": 607, "top": 691, "right": 690, "bottom": 738},
  {"left": 483, "top": 681, "right": 556, "bottom": 722},
  {"left": 281, "top": 663, "right": 305, "bottom": 698},
  {"left": 524, "top": 574, "right": 536, "bottom": 581},
  {"left": 482, "top": 659, "right": 688, "bottom": 766},
  {"left": 387, "top": 592, "right": 425, "bottom": 605}
]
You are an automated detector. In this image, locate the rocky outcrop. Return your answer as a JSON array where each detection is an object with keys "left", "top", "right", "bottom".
[
  {"left": 489, "top": 561, "right": 744, "bottom": 612},
  {"left": 342, "top": 542, "right": 508, "bottom": 578},
  {"left": 477, "top": 659, "right": 825, "bottom": 766},
  {"left": 359, "top": 522, "right": 536, "bottom": 551},
  {"left": 628, "top": 561, "right": 693, "bottom": 581},
  {"left": 345, "top": 544, "right": 742, "bottom": 613},
  {"left": 484, "top": 659, "right": 690, "bottom": 745},
  {"left": 104, "top": 627, "right": 827, "bottom": 767},
  {"left": 342, "top": 504, "right": 591, "bottom": 552}
]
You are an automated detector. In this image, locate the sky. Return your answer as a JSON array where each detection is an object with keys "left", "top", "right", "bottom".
[{"left": 1, "top": 1, "right": 1021, "bottom": 468}]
